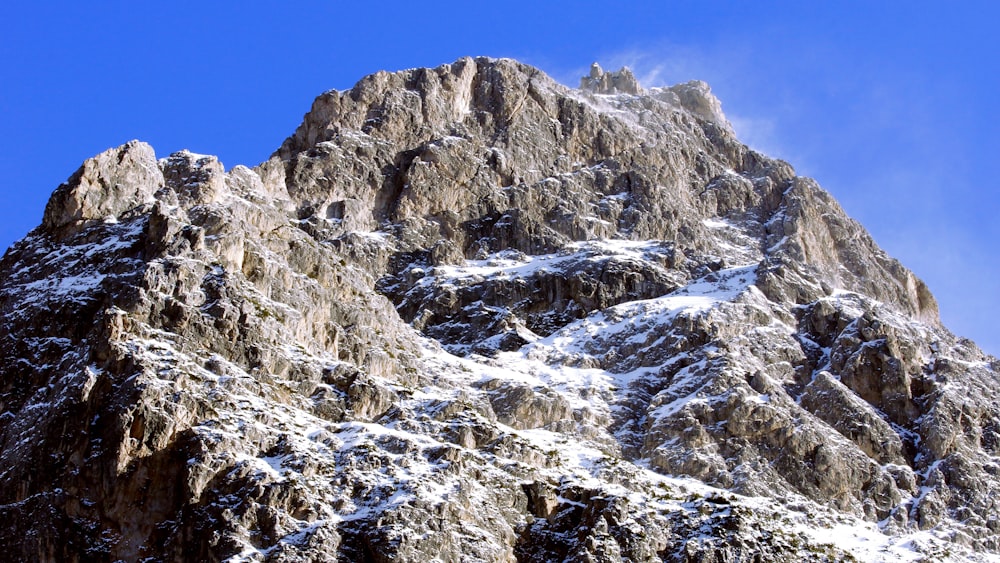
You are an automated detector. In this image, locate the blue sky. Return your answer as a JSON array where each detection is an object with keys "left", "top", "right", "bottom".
[{"left": 2, "top": 1, "right": 997, "bottom": 356}]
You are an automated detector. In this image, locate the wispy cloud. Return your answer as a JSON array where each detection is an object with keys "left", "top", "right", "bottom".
[
  {"left": 550, "top": 39, "right": 999, "bottom": 356},
  {"left": 585, "top": 42, "right": 816, "bottom": 170}
]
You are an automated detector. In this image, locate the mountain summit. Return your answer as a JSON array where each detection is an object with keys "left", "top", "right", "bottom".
[{"left": 1, "top": 57, "right": 997, "bottom": 562}]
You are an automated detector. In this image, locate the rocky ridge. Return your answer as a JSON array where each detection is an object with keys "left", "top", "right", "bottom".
[{"left": 0, "top": 57, "right": 998, "bottom": 561}]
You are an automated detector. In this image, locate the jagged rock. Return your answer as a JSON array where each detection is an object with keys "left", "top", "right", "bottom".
[
  {"left": 669, "top": 80, "right": 731, "bottom": 132},
  {"left": 580, "top": 62, "right": 641, "bottom": 95},
  {"left": 42, "top": 140, "right": 162, "bottom": 233},
  {"left": 160, "top": 150, "right": 227, "bottom": 206},
  {"left": 1, "top": 57, "right": 998, "bottom": 562},
  {"left": 801, "top": 371, "right": 907, "bottom": 466}
]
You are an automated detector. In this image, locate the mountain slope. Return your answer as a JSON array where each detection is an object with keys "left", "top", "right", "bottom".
[{"left": 1, "top": 57, "right": 998, "bottom": 562}]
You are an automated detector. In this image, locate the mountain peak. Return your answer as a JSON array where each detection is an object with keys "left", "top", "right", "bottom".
[
  {"left": 579, "top": 62, "right": 641, "bottom": 95},
  {"left": 1, "top": 57, "right": 997, "bottom": 561},
  {"left": 41, "top": 140, "right": 161, "bottom": 233}
]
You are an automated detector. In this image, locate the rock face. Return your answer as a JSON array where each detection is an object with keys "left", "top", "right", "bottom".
[{"left": 1, "top": 57, "right": 998, "bottom": 562}]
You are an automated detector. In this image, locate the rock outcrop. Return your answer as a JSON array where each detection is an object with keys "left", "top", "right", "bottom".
[
  {"left": 580, "top": 62, "right": 641, "bottom": 95},
  {"left": 1, "top": 57, "right": 997, "bottom": 562}
]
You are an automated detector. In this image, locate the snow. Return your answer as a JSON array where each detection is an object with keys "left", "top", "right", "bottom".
[
  {"left": 259, "top": 454, "right": 288, "bottom": 477},
  {"left": 348, "top": 229, "right": 392, "bottom": 242},
  {"left": 419, "top": 239, "right": 679, "bottom": 294},
  {"left": 790, "top": 518, "right": 995, "bottom": 562},
  {"left": 544, "top": 265, "right": 754, "bottom": 352},
  {"left": 395, "top": 244, "right": 998, "bottom": 560},
  {"left": 420, "top": 261, "right": 760, "bottom": 424},
  {"left": 3, "top": 218, "right": 145, "bottom": 308},
  {"left": 766, "top": 235, "right": 789, "bottom": 253},
  {"left": 702, "top": 218, "right": 732, "bottom": 229},
  {"left": 7, "top": 211, "right": 988, "bottom": 561},
  {"left": 22, "top": 272, "right": 106, "bottom": 297}
]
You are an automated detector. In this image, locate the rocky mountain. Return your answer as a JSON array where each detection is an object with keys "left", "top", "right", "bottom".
[{"left": 1, "top": 57, "right": 998, "bottom": 562}]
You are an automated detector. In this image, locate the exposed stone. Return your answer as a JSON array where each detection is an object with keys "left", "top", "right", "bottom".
[
  {"left": 41, "top": 140, "right": 162, "bottom": 233},
  {"left": 801, "top": 371, "right": 907, "bottom": 465},
  {"left": 580, "top": 62, "right": 641, "bottom": 95}
]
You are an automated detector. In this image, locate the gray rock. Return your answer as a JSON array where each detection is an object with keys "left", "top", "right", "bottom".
[
  {"left": 1, "top": 57, "right": 997, "bottom": 562},
  {"left": 42, "top": 140, "right": 162, "bottom": 233},
  {"left": 580, "top": 62, "right": 641, "bottom": 95}
]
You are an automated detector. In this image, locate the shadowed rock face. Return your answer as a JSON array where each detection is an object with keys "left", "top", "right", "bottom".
[{"left": 1, "top": 57, "right": 997, "bottom": 562}]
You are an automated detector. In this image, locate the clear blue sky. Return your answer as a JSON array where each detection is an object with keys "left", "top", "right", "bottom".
[{"left": 2, "top": 2, "right": 997, "bottom": 356}]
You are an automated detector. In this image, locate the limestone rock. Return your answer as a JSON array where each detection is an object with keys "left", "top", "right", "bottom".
[
  {"left": 41, "top": 140, "right": 162, "bottom": 232},
  {"left": 160, "top": 150, "right": 227, "bottom": 206},
  {"left": 669, "top": 80, "right": 731, "bottom": 132},
  {"left": 580, "top": 62, "right": 641, "bottom": 95}
]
